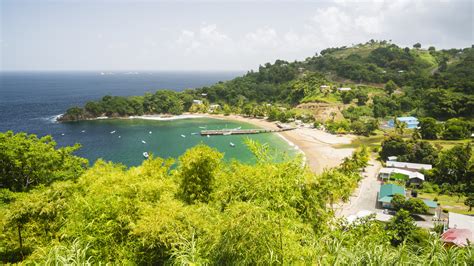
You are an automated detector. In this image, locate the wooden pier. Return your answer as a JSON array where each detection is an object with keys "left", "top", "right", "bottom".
[{"left": 200, "top": 128, "right": 295, "bottom": 136}]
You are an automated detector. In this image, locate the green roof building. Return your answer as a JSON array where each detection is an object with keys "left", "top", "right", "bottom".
[{"left": 378, "top": 184, "right": 405, "bottom": 208}]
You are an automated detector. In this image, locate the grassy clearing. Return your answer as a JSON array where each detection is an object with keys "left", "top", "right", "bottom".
[
  {"left": 335, "top": 133, "right": 385, "bottom": 149},
  {"left": 427, "top": 139, "right": 472, "bottom": 150},
  {"left": 418, "top": 192, "right": 473, "bottom": 215}
]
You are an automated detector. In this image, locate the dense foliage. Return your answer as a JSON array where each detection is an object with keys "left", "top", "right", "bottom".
[
  {"left": 0, "top": 131, "right": 88, "bottom": 192},
  {"left": 2, "top": 133, "right": 471, "bottom": 264},
  {"left": 61, "top": 41, "right": 473, "bottom": 128}
]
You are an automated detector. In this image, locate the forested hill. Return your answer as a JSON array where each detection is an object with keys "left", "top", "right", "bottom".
[{"left": 60, "top": 40, "right": 473, "bottom": 122}]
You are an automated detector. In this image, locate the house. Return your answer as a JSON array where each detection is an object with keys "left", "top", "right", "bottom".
[
  {"left": 208, "top": 104, "right": 221, "bottom": 112},
  {"left": 441, "top": 229, "right": 473, "bottom": 247},
  {"left": 440, "top": 213, "right": 474, "bottom": 247},
  {"left": 378, "top": 184, "right": 405, "bottom": 208},
  {"left": 386, "top": 161, "right": 432, "bottom": 171},
  {"left": 388, "top": 116, "right": 419, "bottom": 129},
  {"left": 421, "top": 199, "right": 438, "bottom": 214},
  {"left": 201, "top": 93, "right": 207, "bottom": 97},
  {"left": 192, "top": 100, "right": 203, "bottom": 105},
  {"left": 337, "top": 87, "right": 352, "bottom": 91},
  {"left": 387, "top": 156, "right": 398, "bottom": 161},
  {"left": 378, "top": 167, "right": 425, "bottom": 184}
]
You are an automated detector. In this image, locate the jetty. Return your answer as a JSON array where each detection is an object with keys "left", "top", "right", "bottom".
[{"left": 200, "top": 128, "right": 295, "bottom": 136}]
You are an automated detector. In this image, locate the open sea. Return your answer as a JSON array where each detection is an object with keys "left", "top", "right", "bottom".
[{"left": 0, "top": 71, "right": 295, "bottom": 166}]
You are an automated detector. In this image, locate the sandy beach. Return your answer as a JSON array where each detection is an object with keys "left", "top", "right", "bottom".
[
  {"left": 131, "top": 113, "right": 355, "bottom": 174},
  {"left": 198, "top": 114, "right": 356, "bottom": 173}
]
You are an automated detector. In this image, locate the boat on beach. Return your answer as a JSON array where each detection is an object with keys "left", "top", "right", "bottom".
[
  {"left": 143, "top": 152, "right": 149, "bottom": 158},
  {"left": 223, "top": 132, "right": 232, "bottom": 136}
]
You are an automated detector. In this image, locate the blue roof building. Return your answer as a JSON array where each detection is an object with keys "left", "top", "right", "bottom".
[
  {"left": 388, "top": 117, "right": 419, "bottom": 129},
  {"left": 378, "top": 184, "right": 405, "bottom": 208}
]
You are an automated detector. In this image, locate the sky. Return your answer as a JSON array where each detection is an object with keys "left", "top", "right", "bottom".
[{"left": 1, "top": 0, "right": 473, "bottom": 71}]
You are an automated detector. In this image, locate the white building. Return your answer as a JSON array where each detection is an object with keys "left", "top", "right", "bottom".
[
  {"left": 337, "top": 87, "right": 352, "bottom": 91},
  {"left": 378, "top": 167, "right": 425, "bottom": 184},
  {"left": 193, "top": 100, "right": 203, "bottom": 105},
  {"left": 386, "top": 161, "right": 432, "bottom": 171}
]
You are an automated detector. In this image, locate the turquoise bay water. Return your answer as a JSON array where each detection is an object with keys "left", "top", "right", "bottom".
[
  {"left": 0, "top": 72, "right": 294, "bottom": 166},
  {"left": 63, "top": 117, "right": 296, "bottom": 166}
]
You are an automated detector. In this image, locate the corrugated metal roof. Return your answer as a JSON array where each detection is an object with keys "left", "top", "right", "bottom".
[
  {"left": 386, "top": 161, "right": 432, "bottom": 170},
  {"left": 379, "top": 184, "right": 405, "bottom": 200},
  {"left": 422, "top": 199, "right": 438, "bottom": 208}
]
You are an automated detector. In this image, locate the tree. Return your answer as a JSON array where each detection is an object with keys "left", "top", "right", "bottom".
[
  {"left": 413, "top": 43, "right": 421, "bottom": 49},
  {"left": 341, "top": 90, "right": 356, "bottom": 104},
  {"left": 380, "top": 135, "right": 408, "bottom": 160},
  {"left": 386, "top": 210, "right": 416, "bottom": 246},
  {"left": 177, "top": 145, "right": 223, "bottom": 204},
  {"left": 384, "top": 80, "right": 397, "bottom": 95},
  {"left": 464, "top": 194, "right": 474, "bottom": 212},
  {"left": 434, "top": 143, "right": 472, "bottom": 185},
  {"left": 0, "top": 131, "right": 88, "bottom": 192},
  {"left": 419, "top": 117, "right": 440, "bottom": 139},
  {"left": 355, "top": 90, "right": 369, "bottom": 106},
  {"left": 394, "top": 118, "right": 407, "bottom": 135},
  {"left": 442, "top": 118, "right": 470, "bottom": 140},
  {"left": 391, "top": 194, "right": 406, "bottom": 210},
  {"left": 403, "top": 198, "right": 429, "bottom": 214}
]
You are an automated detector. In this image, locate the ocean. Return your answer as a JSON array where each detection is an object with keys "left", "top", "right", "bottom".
[{"left": 0, "top": 71, "right": 295, "bottom": 166}]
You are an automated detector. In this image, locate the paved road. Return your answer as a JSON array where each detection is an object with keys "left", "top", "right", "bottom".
[{"left": 336, "top": 157, "right": 382, "bottom": 217}]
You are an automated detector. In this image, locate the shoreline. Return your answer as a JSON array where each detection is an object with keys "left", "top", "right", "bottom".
[
  {"left": 194, "top": 113, "right": 356, "bottom": 174},
  {"left": 57, "top": 113, "right": 355, "bottom": 173}
]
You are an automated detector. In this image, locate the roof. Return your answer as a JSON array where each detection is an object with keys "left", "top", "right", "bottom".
[
  {"left": 441, "top": 229, "right": 473, "bottom": 247},
  {"left": 396, "top": 116, "right": 418, "bottom": 122},
  {"left": 379, "top": 168, "right": 425, "bottom": 181},
  {"left": 449, "top": 212, "right": 474, "bottom": 230},
  {"left": 337, "top": 87, "right": 352, "bottom": 91},
  {"left": 386, "top": 161, "right": 432, "bottom": 170},
  {"left": 379, "top": 196, "right": 394, "bottom": 203},
  {"left": 379, "top": 184, "right": 405, "bottom": 200},
  {"left": 387, "top": 156, "right": 398, "bottom": 161},
  {"left": 422, "top": 199, "right": 438, "bottom": 208}
]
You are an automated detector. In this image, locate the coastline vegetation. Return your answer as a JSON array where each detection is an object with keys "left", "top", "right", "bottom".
[
  {"left": 1, "top": 132, "right": 473, "bottom": 264},
  {"left": 60, "top": 41, "right": 473, "bottom": 140}
]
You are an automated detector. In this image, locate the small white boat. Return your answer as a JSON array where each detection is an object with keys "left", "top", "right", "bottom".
[
  {"left": 181, "top": 134, "right": 186, "bottom": 138},
  {"left": 191, "top": 132, "right": 198, "bottom": 135},
  {"left": 149, "top": 131, "right": 152, "bottom": 134},
  {"left": 118, "top": 136, "right": 121, "bottom": 138},
  {"left": 61, "top": 133, "right": 65, "bottom": 136},
  {"left": 81, "top": 130, "right": 85, "bottom": 133},
  {"left": 233, "top": 126, "right": 241, "bottom": 130},
  {"left": 143, "top": 152, "right": 149, "bottom": 158},
  {"left": 141, "top": 140, "right": 146, "bottom": 144},
  {"left": 230, "top": 142, "right": 235, "bottom": 147},
  {"left": 110, "top": 130, "right": 116, "bottom": 134},
  {"left": 207, "top": 135, "right": 210, "bottom": 138},
  {"left": 199, "top": 126, "right": 207, "bottom": 129}
]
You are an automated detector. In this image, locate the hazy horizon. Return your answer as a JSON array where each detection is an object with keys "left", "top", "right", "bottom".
[{"left": 1, "top": 0, "right": 473, "bottom": 71}]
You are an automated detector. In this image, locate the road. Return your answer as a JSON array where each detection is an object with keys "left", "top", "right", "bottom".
[{"left": 335, "top": 157, "right": 382, "bottom": 217}]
